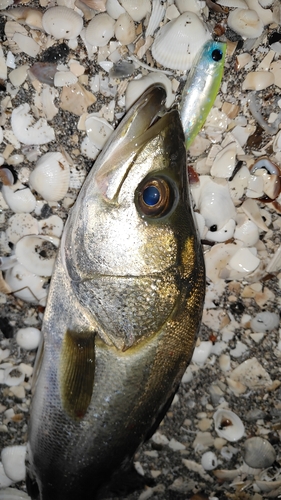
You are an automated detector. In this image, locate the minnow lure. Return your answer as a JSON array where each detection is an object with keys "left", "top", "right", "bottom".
[{"left": 179, "top": 40, "right": 226, "bottom": 149}]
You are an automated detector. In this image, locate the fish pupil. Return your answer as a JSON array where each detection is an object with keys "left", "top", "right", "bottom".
[
  {"left": 212, "top": 49, "right": 222, "bottom": 62},
  {"left": 143, "top": 185, "right": 160, "bottom": 206}
]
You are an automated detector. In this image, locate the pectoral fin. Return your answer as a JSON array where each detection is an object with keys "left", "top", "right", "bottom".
[{"left": 60, "top": 329, "right": 95, "bottom": 421}]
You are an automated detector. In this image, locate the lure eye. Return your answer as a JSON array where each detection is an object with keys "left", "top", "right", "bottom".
[
  {"left": 136, "top": 176, "right": 175, "bottom": 218},
  {"left": 212, "top": 49, "right": 223, "bottom": 62}
]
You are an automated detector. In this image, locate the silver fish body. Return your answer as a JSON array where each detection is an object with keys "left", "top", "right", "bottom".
[{"left": 26, "top": 85, "right": 205, "bottom": 500}]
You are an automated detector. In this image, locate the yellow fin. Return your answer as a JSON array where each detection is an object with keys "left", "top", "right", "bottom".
[{"left": 60, "top": 330, "right": 95, "bottom": 421}]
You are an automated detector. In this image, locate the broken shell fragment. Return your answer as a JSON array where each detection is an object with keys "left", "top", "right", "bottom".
[
  {"left": 11, "top": 103, "right": 55, "bottom": 145},
  {"left": 250, "top": 311, "right": 279, "bottom": 333},
  {"left": 29, "top": 152, "right": 70, "bottom": 202},
  {"left": 14, "top": 235, "right": 59, "bottom": 277},
  {"left": 229, "top": 247, "right": 260, "bottom": 274},
  {"left": 42, "top": 7, "right": 83, "bottom": 40},
  {"left": 2, "top": 182, "right": 36, "bottom": 214},
  {"left": 151, "top": 12, "right": 211, "bottom": 71},
  {"left": 120, "top": 0, "right": 151, "bottom": 22},
  {"left": 4, "top": 263, "right": 48, "bottom": 304},
  {"left": 60, "top": 82, "right": 96, "bottom": 115},
  {"left": 242, "top": 71, "right": 275, "bottom": 91},
  {"left": 85, "top": 114, "right": 114, "bottom": 150},
  {"left": 3, "top": 7, "right": 43, "bottom": 30},
  {"left": 85, "top": 13, "right": 115, "bottom": 47},
  {"left": 6, "top": 213, "right": 39, "bottom": 244},
  {"left": 1, "top": 446, "right": 26, "bottom": 482},
  {"left": 227, "top": 8, "right": 264, "bottom": 38},
  {"left": 244, "top": 437, "right": 276, "bottom": 469},
  {"left": 213, "top": 409, "right": 245, "bottom": 442},
  {"left": 3, "top": 367, "right": 25, "bottom": 388},
  {"left": 115, "top": 13, "right": 135, "bottom": 45}
]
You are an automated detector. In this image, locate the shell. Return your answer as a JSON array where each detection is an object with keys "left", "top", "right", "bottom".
[
  {"left": 4, "top": 263, "right": 48, "bottom": 304},
  {"left": 14, "top": 235, "right": 59, "bottom": 277},
  {"left": 2, "top": 182, "right": 36, "bottom": 214},
  {"left": 42, "top": 7, "right": 83, "bottom": 40},
  {"left": 60, "top": 82, "right": 96, "bottom": 115},
  {"left": 16, "top": 327, "right": 41, "bottom": 350},
  {"left": 146, "top": 0, "right": 166, "bottom": 37},
  {"left": 85, "top": 13, "right": 115, "bottom": 47},
  {"left": 125, "top": 73, "right": 174, "bottom": 110},
  {"left": 234, "top": 215, "right": 259, "bottom": 246},
  {"left": 85, "top": 114, "right": 114, "bottom": 150},
  {"left": 120, "top": 0, "right": 151, "bottom": 22},
  {"left": 229, "top": 247, "right": 260, "bottom": 274},
  {"left": 38, "top": 215, "right": 64, "bottom": 238},
  {"left": 6, "top": 213, "right": 39, "bottom": 244},
  {"left": 0, "top": 463, "right": 12, "bottom": 488},
  {"left": 151, "top": 12, "right": 211, "bottom": 71},
  {"left": 242, "top": 71, "right": 274, "bottom": 91},
  {"left": 11, "top": 103, "right": 55, "bottom": 145},
  {"left": 1, "top": 446, "right": 26, "bottom": 482},
  {"left": 3, "top": 367, "right": 25, "bottom": 388},
  {"left": 250, "top": 311, "right": 279, "bottom": 333},
  {"left": 115, "top": 13, "right": 135, "bottom": 45},
  {"left": 201, "top": 451, "right": 218, "bottom": 471},
  {"left": 106, "top": 0, "right": 125, "bottom": 19},
  {"left": 175, "top": 0, "right": 206, "bottom": 14},
  {"left": 191, "top": 176, "right": 236, "bottom": 231},
  {"left": 29, "top": 152, "right": 70, "bottom": 202},
  {"left": 213, "top": 409, "right": 245, "bottom": 442},
  {"left": 205, "top": 218, "right": 236, "bottom": 243},
  {"left": 0, "top": 489, "right": 30, "bottom": 499},
  {"left": 13, "top": 32, "right": 40, "bottom": 57},
  {"left": 227, "top": 8, "right": 264, "bottom": 38},
  {"left": 210, "top": 142, "right": 237, "bottom": 178},
  {"left": 244, "top": 437, "right": 276, "bottom": 468},
  {"left": 54, "top": 70, "right": 78, "bottom": 87},
  {"left": 3, "top": 7, "right": 43, "bottom": 30}
]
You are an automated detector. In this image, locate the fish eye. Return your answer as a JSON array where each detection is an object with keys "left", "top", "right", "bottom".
[
  {"left": 212, "top": 49, "right": 223, "bottom": 62},
  {"left": 136, "top": 176, "right": 175, "bottom": 218}
]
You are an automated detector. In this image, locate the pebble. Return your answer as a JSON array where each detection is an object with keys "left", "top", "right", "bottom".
[{"left": 16, "top": 327, "right": 41, "bottom": 350}]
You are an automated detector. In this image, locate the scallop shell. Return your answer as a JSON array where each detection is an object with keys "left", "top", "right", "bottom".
[
  {"left": 1, "top": 446, "right": 26, "bottom": 482},
  {"left": 42, "top": 7, "right": 83, "bottom": 40},
  {"left": 4, "top": 263, "right": 48, "bottom": 304},
  {"left": 244, "top": 437, "right": 276, "bottom": 468},
  {"left": 213, "top": 409, "right": 245, "bottom": 442},
  {"left": 151, "top": 12, "right": 211, "bottom": 71},
  {"left": 14, "top": 235, "right": 59, "bottom": 277},
  {"left": 146, "top": 0, "right": 166, "bottom": 37},
  {"left": 85, "top": 13, "right": 115, "bottom": 47},
  {"left": 29, "top": 152, "right": 70, "bottom": 202}
]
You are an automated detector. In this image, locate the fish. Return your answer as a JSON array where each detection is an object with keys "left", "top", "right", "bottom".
[
  {"left": 179, "top": 40, "right": 226, "bottom": 150},
  {"left": 26, "top": 84, "right": 205, "bottom": 500}
]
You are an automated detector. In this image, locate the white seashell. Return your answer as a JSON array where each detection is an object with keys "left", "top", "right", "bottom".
[
  {"left": 81, "top": 136, "right": 100, "bottom": 159},
  {"left": 85, "top": 13, "right": 115, "bottom": 47},
  {"left": 234, "top": 216, "right": 259, "bottom": 246},
  {"left": 0, "top": 488, "right": 30, "bottom": 500},
  {"left": 250, "top": 311, "right": 279, "bottom": 333},
  {"left": 16, "top": 327, "right": 41, "bottom": 350},
  {"left": 105, "top": 0, "right": 126, "bottom": 19},
  {"left": 1, "top": 446, "right": 26, "bottom": 482},
  {"left": 219, "top": 353, "right": 231, "bottom": 372},
  {"left": 201, "top": 451, "right": 218, "bottom": 471},
  {"left": 115, "top": 13, "right": 135, "bottom": 45},
  {"left": 228, "top": 165, "right": 250, "bottom": 203},
  {"left": 15, "top": 235, "right": 59, "bottom": 277},
  {"left": 146, "top": 0, "right": 166, "bottom": 37},
  {"left": 2, "top": 182, "right": 36, "bottom": 214},
  {"left": 151, "top": 12, "right": 211, "bottom": 71},
  {"left": 12, "top": 33, "right": 40, "bottom": 57},
  {"left": 42, "top": 7, "right": 83, "bottom": 40},
  {"left": 229, "top": 247, "right": 260, "bottom": 273},
  {"left": 229, "top": 357, "right": 272, "bottom": 389},
  {"left": 120, "top": 0, "right": 151, "bottom": 22},
  {"left": 228, "top": 9, "right": 264, "bottom": 38},
  {"left": 266, "top": 244, "right": 281, "bottom": 273},
  {"left": 175, "top": 0, "right": 206, "bottom": 14},
  {"left": 4, "top": 263, "right": 48, "bottom": 304},
  {"left": 54, "top": 70, "right": 78, "bottom": 87},
  {"left": 244, "top": 437, "right": 276, "bottom": 469},
  {"left": 9, "top": 64, "right": 29, "bottom": 87},
  {"left": 205, "top": 241, "right": 243, "bottom": 283},
  {"left": 38, "top": 215, "right": 64, "bottom": 238},
  {"left": 210, "top": 142, "right": 236, "bottom": 178},
  {"left": 85, "top": 114, "right": 114, "bottom": 150},
  {"left": 11, "top": 103, "right": 55, "bottom": 145},
  {"left": 3, "top": 366, "right": 25, "bottom": 387},
  {"left": 29, "top": 152, "right": 70, "bottom": 202},
  {"left": 192, "top": 340, "right": 212, "bottom": 365},
  {"left": 205, "top": 219, "right": 236, "bottom": 243},
  {"left": 213, "top": 409, "right": 245, "bottom": 442},
  {"left": 241, "top": 198, "right": 269, "bottom": 232},
  {"left": 3, "top": 7, "right": 43, "bottom": 30},
  {"left": 0, "top": 463, "right": 13, "bottom": 488},
  {"left": 192, "top": 176, "right": 236, "bottom": 231},
  {"left": 125, "top": 73, "right": 174, "bottom": 110},
  {"left": 6, "top": 213, "right": 39, "bottom": 244},
  {"left": 242, "top": 71, "right": 274, "bottom": 91},
  {"left": 245, "top": 0, "right": 274, "bottom": 25}
]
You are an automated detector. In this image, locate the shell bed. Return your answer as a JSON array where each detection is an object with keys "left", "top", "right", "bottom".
[{"left": 0, "top": 0, "right": 281, "bottom": 499}]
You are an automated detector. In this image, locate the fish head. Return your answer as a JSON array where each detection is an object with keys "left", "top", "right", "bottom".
[{"left": 59, "top": 85, "right": 204, "bottom": 350}]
